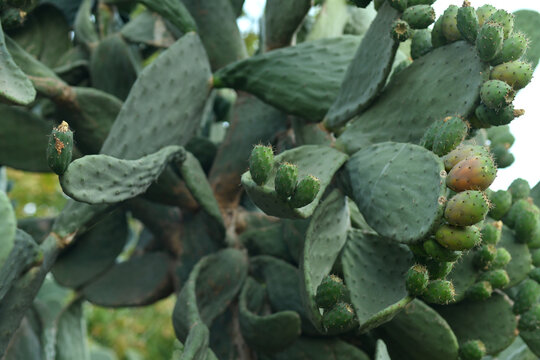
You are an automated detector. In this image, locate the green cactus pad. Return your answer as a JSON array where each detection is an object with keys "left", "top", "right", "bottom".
[
  {"left": 51, "top": 211, "right": 128, "bottom": 289},
  {"left": 442, "top": 5, "right": 461, "bottom": 42},
  {"left": 519, "top": 304, "right": 540, "bottom": 356},
  {"left": 239, "top": 218, "right": 292, "bottom": 262},
  {"left": 345, "top": 142, "right": 446, "bottom": 243},
  {"left": 239, "top": 277, "right": 301, "bottom": 353},
  {"left": 3, "top": 318, "right": 41, "bottom": 360},
  {"left": 47, "top": 121, "right": 73, "bottom": 175},
  {"left": 0, "top": 190, "right": 16, "bottom": 268},
  {"left": 138, "top": 0, "right": 197, "bottom": 34},
  {"left": 374, "top": 339, "right": 391, "bottom": 360},
  {"left": 514, "top": 10, "right": 540, "bottom": 69},
  {"left": 300, "top": 189, "right": 350, "bottom": 331},
  {"left": 74, "top": 0, "right": 98, "bottom": 47},
  {"left": 378, "top": 299, "right": 459, "bottom": 360},
  {"left": 259, "top": 337, "right": 370, "bottom": 360},
  {"left": 432, "top": 116, "right": 469, "bottom": 156},
  {"left": 55, "top": 300, "right": 88, "bottom": 360},
  {"left": 513, "top": 279, "right": 540, "bottom": 315},
  {"left": 336, "top": 41, "right": 487, "bottom": 154},
  {"left": 444, "top": 191, "right": 489, "bottom": 226},
  {"left": 489, "top": 190, "right": 513, "bottom": 219},
  {"left": 120, "top": 11, "right": 176, "bottom": 48},
  {"left": 264, "top": 0, "right": 310, "bottom": 50},
  {"left": 100, "top": 33, "right": 211, "bottom": 160},
  {"left": 431, "top": 15, "right": 447, "bottom": 48},
  {"left": 490, "top": 32, "right": 529, "bottom": 66},
  {"left": 173, "top": 249, "right": 247, "bottom": 341},
  {"left": 498, "top": 225, "right": 532, "bottom": 287},
  {"left": 457, "top": 3, "right": 479, "bottom": 43},
  {"left": 487, "top": 336, "right": 537, "bottom": 360},
  {"left": 491, "top": 61, "right": 533, "bottom": 90},
  {"left": 465, "top": 281, "right": 493, "bottom": 301},
  {"left": 410, "top": 29, "right": 432, "bottom": 59},
  {"left": 242, "top": 145, "right": 348, "bottom": 219},
  {"left": 402, "top": 5, "right": 435, "bottom": 29},
  {"left": 342, "top": 229, "right": 414, "bottom": 329},
  {"left": 214, "top": 35, "right": 361, "bottom": 122},
  {"left": 477, "top": 22, "right": 505, "bottom": 62},
  {"left": 487, "top": 10, "right": 515, "bottom": 39},
  {"left": 446, "top": 251, "right": 478, "bottom": 302},
  {"left": 178, "top": 322, "right": 213, "bottom": 360},
  {"left": 324, "top": 2, "right": 399, "bottom": 129}
]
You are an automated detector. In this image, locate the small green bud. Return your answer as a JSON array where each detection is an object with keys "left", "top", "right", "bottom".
[
  {"left": 315, "top": 275, "right": 349, "bottom": 310},
  {"left": 391, "top": 19, "right": 412, "bottom": 42},
  {"left": 460, "top": 340, "right": 487, "bottom": 360},
  {"left": 289, "top": 175, "right": 320, "bottom": 208},
  {"left": 518, "top": 304, "right": 540, "bottom": 331},
  {"left": 322, "top": 302, "right": 358, "bottom": 333},
  {"left": 275, "top": 162, "right": 298, "bottom": 200},
  {"left": 422, "top": 280, "right": 455, "bottom": 305},
  {"left": 402, "top": 5, "right": 435, "bottom": 29},
  {"left": 489, "top": 248, "right": 512, "bottom": 270},
  {"left": 479, "top": 269, "right": 510, "bottom": 289},
  {"left": 466, "top": 281, "right": 493, "bottom": 301},
  {"left": 513, "top": 279, "right": 540, "bottom": 314},
  {"left": 249, "top": 144, "right": 274, "bottom": 185},
  {"left": 406, "top": 264, "right": 429, "bottom": 296},
  {"left": 474, "top": 244, "right": 497, "bottom": 270}
]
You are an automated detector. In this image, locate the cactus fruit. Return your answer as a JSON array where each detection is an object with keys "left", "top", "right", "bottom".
[
  {"left": 446, "top": 155, "right": 497, "bottom": 192},
  {"left": 476, "top": 4, "right": 497, "bottom": 27},
  {"left": 518, "top": 304, "right": 540, "bottom": 331},
  {"left": 443, "top": 145, "right": 490, "bottom": 172},
  {"left": 432, "top": 116, "right": 469, "bottom": 157},
  {"left": 431, "top": 15, "right": 448, "bottom": 48},
  {"left": 46, "top": 121, "right": 73, "bottom": 175},
  {"left": 444, "top": 191, "right": 489, "bottom": 226},
  {"left": 529, "top": 268, "right": 540, "bottom": 283},
  {"left": 402, "top": 5, "right": 435, "bottom": 29},
  {"left": 490, "top": 61, "right": 534, "bottom": 90},
  {"left": 388, "top": 0, "right": 407, "bottom": 12},
  {"left": 249, "top": 144, "right": 274, "bottom": 186},
  {"left": 487, "top": 9, "right": 515, "bottom": 39},
  {"left": 315, "top": 275, "right": 349, "bottom": 310},
  {"left": 424, "top": 238, "right": 462, "bottom": 262},
  {"left": 475, "top": 103, "right": 520, "bottom": 126},
  {"left": 474, "top": 244, "right": 497, "bottom": 269},
  {"left": 410, "top": 29, "right": 432, "bottom": 59},
  {"left": 424, "top": 259, "right": 454, "bottom": 279},
  {"left": 466, "top": 281, "right": 493, "bottom": 301},
  {"left": 406, "top": 264, "right": 429, "bottom": 296},
  {"left": 391, "top": 19, "right": 412, "bottom": 42},
  {"left": 435, "top": 225, "right": 482, "bottom": 251},
  {"left": 490, "top": 32, "right": 529, "bottom": 65},
  {"left": 407, "top": 0, "right": 435, "bottom": 5},
  {"left": 508, "top": 178, "right": 531, "bottom": 201},
  {"left": 490, "top": 248, "right": 512, "bottom": 270},
  {"left": 459, "top": 340, "right": 487, "bottom": 360},
  {"left": 504, "top": 198, "right": 539, "bottom": 228},
  {"left": 422, "top": 279, "right": 456, "bottom": 304},
  {"left": 488, "top": 190, "right": 512, "bottom": 219},
  {"left": 477, "top": 22, "right": 505, "bottom": 62},
  {"left": 513, "top": 279, "right": 540, "bottom": 314},
  {"left": 479, "top": 269, "right": 510, "bottom": 289},
  {"left": 275, "top": 162, "right": 298, "bottom": 200},
  {"left": 480, "top": 80, "right": 515, "bottom": 110},
  {"left": 322, "top": 302, "right": 358, "bottom": 333},
  {"left": 490, "top": 144, "right": 514, "bottom": 168},
  {"left": 515, "top": 211, "right": 539, "bottom": 244},
  {"left": 533, "top": 249, "right": 540, "bottom": 267},
  {"left": 419, "top": 120, "right": 442, "bottom": 151},
  {"left": 289, "top": 175, "right": 320, "bottom": 208},
  {"left": 441, "top": 5, "right": 461, "bottom": 42},
  {"left": 457, "top": 2, "right": 479, "bottom": 43},
  {"left": 481, "top": 221, "right": 502, "bottom": 245}
]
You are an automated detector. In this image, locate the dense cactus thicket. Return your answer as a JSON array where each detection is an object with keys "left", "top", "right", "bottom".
[{"left": 2, "top": 0, "right": 540, "bottom": 358}]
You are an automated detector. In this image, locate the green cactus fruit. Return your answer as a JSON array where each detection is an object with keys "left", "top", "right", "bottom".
[
  {"left": 515, "top": 211, "right": 539, "bottom": 244},
  {"left": 402, "top": 5, "right": 435, "bottom": 29},
  {"left": 508, "top": 178, "right": 531, "bottom": 201},
  {"left": 409, "top": 242, "right": 428, "bottom": 258},
  {"left": 275, "top": 162, "right": 298, "bottom": 200},
  {"left": 443, "top": 145, "right": 490, "bottom": 172},
  {"left": 513, "top": 279, "right": 540, "bottom": 314},
  {"left": 391, "top": 19, "right": 412, "bottom": 42},
  {"left": 466, "top": 281, "right": 493, "bottom": 301},
  {"left": 529, "top": 268, "right": 540, "bottom": 283},
  {"left": 322, "top": 302, "right": 358, "bottom": 333},
  {"left": 431, "top": 15, "right": 448, "bottom": 48},
  {"left": 477, "top": 22, "right": 504, "bottom": 62},
  {"left": 446, "top": 155, "right": 497, "bottom": 192},
  {"left": 406, "top": 264, "right": 429, "bottom": 296},
  {"left": 518, "top": 304, "right": 540, "bottom": 331},
  {"left": 388, "top": 0, "right": 407, "bottom": 12},
  {"left": 457, "top": 2, "right": 479, "bottom": 43},
  {"left": 350, "top": 0, "right": 372, "bottom": 8},
  {"left": 479, "top": 269, "right": 510, "bottom": 289},
  {"left": 490, "top": 32, "right": 529, "bottom": 66},
  {"left": 490, "top": 144, "right": 514, "bottom": 169},
  {"left": 432, "top": 116, "right": 469, "bottom": 157},
  {"left": 423, "top": 238, "right": 462, "bottom": 262},
  {"left": 481, "top": 221, "right": 502, "bottom": 245},
  {"left": 249, "top": 144, "right": 274, "bottom": 186},
  {"left": 46, "top": 121, "right": 73, "bottom": 175},
  {"left": 504, "top": 198, "right": 539, "bottom": 228},
  {"left": 489, "top": 248, "right": 512, "bottom": 270},
  {"left": 289, "top": 175, "right": 320, "bottom": 208},
  {"left": 488, "top": 125, "right": 516, "bottom": 147},
  {"left": 435, "top": 225, "right": 482, "bottom": 251},
  {"left": 527, "top": 225, "right": 540, "bottom": 249},
  {"left": 422, "top": 279, "right": 456, "bottom": 305},
  {"left": 488, "top": 190, "right": 512, "bottom": 220},
  {"left": 533, "top": 249, "right": 540, "bottom": 267},
  {"left": 467, "top": 113, "right": 491, "bottom": 129},
  {"left": 475, "top": 103, "right": 521, "bottom": 127},
  {"left": 410, "top": 29, "right": 432, "bottom": 59},
  {"left": 424, "top": 259, "right": 454, "bottom": 280},
  {"left": 474, "top": 244, "right": 497, "bottom": 270},
  {"left": 476, "top": 4, "right": 497, "bottom": 27},
  {"left": 441, "top": 5, "right": 461, "bottom": 42},
  {"left": 444, "top": 190, "right": 489, "bottom": 226},
  {"left": 459, "top": 340, "right": 487, "bottom": 360},
  {"left": 419, "top": 119, "right": 442, "bottom": 151},
  {"left": 407, "top": 0, "right": 435, "bottom": 5},
  {"left": 315, "top": 275, "right": 350, "bottom": 310},
  {"left": 487, "top": 9, "right": 515, "bottom": 39},
  {"left": 480, "top": 80, "right": 515, "bottom": 110},
  {"left": 490, "top": 61, "right": 534, "bottom": 90}
]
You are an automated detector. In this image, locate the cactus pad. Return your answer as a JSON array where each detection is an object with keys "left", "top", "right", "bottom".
[
  {"left": 264, "top": 0, "right": 310, "bottom": 50},
  {"left": 260, "top": 337, "right": 370, "bottom": 360},
  {"left": 499, "top": 225, "right": 531, "bottom": 287},
  {"left": 0, "top": 190, "right": 16, "bottom": 267},
  {"left": 514, "top": 10, "right": 540, "bottom": 69}
]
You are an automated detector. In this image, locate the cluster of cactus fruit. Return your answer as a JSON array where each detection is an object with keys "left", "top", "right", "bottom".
[{"left": 2, "top": 0, "right": 540, "bottom": 359}]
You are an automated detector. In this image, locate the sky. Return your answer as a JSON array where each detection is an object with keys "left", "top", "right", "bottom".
[{"left": 238, "top": 0, "right": 540, "bottom": 191}]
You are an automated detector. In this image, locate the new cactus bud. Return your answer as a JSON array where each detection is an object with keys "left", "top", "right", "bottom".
[
  {"left": 289, "top": 175, "right": 320, "bottom": 208},
  {"left": 487, "top": 9, "right": 514, "bottom": 39},
  {"left": 460, "top": 340, "right": 487, "bottom": 360},
  {"left": 391, "top": 20, "right": 412, "bottom": 42},
  {"left": 466, "top": 281, "right": 493, "bottom": 301},
  {"left": 47, "top": 121, "right": 73, "bottom": 175},
  {"left": 476, "top": 4, "right": 497, "bottom": 27},
  {"left": 490, "top": 61, "right": 534, "bottom": 90},
  {"left": 503, "top": 198, "right": 539, "bottom": 228},
  {"left": 457, "top": 2, "right": 479, "bottom": 43},
  {"left": 402, "top": 5, "right": 435, "bottom": 29},
  {"left": 446, "top": 155, "right": 497, "bottom": 192},
  {"left": 443, "top": 145, "right": 490, "bottom": 172},
  {"left": 480, "top": 80, "right": 515, "bottom": 110},
  {"left": 444, "top": 190, "right": 489, "bottom": 226},
  {"left": 435, "top": 225, "right": 482, "bottom": 251},
  {"left": 477, "top": 22, "right": 504, "bottom": 62},
  {"left": 410, "top": 29, "right": 432, "bottom": 59},
  {"left": 388, "top": 0, "right": 407, "bottom": 12},
  {"left": 424, "top": 238, "right": 462, "bottom": 262},
  {"left": 422, "top": 280, "right": 455, "bottom": 305},
  {"left": 518, "top": 304, "right": 540, "bottom": 332},
  {"left": 424, "top": 259, "right": 454, "bottom": 279},
  {"left": 441, "top": 5, "right": 461, "bottom": 42},
  {"left": 529, "top": 268, "right": 540, "bottom": 283},
  {"left": 315, "top": 275, "right": 349, "bottom": 310},
  {"left": 490, "top": 248, "right": 512, "bottom": 270},
  {"left": 475, "top": 103, "right": 521, "bottom": 127},
  {"left": 431, "top": 15, "right": 448, "bottom": 48},
  {"left": 513, "top": 279, "right": 540, "bottom": 314},
  {"left": 249, "top": 144, "right": 274, "bottom": 186},
  {"left": 322, "top": 302, "right": 358, "bottom": 333},
  {"left": 419, "top": 119, "right": 442, "bottom": 151},
  {"left": 480, "top": 221, "right": 502, "bottom": 245},
  {"left": 490, "top": 32, "right": 529, "bottom": 66},
  {"left": 432, "top": 116, "right": 469, "bottom": 157},
  {"left": 508, "top": 178, "right": 531, "bottom": 201},
  {"left": 488, "top": 190, "right": 512, "bottom": 220},
  {"left": 406, "top": 264, "right": 429, "bottom": 296},
  {"left": 514, "top": 211, "right": 539, "bottom": 244},
  {"left": 533, "top": 249, "right": 540, "bottom": 267},
  {"left": 274, "top": 162, "right": 298, "bottom": 200},
  {"left": 479, "top": 269, "right": 510, "bottom": 289},
  {"left": 474, "top": 244, "right": 497, "bottom": 269}
]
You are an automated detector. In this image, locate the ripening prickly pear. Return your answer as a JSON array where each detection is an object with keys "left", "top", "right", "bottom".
[
  {"left": 444, "top": 190, "right": 489, "bottom": 226},
  {"left": 424, "top": 238, "right": 462, "bottom": 262},
  {"left": 533, "top": 249, "right": 540, "bottom": 267},
  {"left": 491, "top": 61, "right": 533, "bottom": 90},
  {"left": 432, "top": 116, "right": 469, "bottom": 156},
  {"left": 406, "top": 264, "right": 429, "bottom": 296},
  {"left": 474, "top": 244, "right": 497, "bottom": 270},
  {"left": 508, "top": 178, "right": 531, "bottom": 201},
  {"left": 391, "top": 20, "right": 412, "bottom": 42},
  {"left": 529, "top": 268, "right": 540, "bottom": 283},
  {"left": 490, "top": 248, "right": 512, "bottom": 270},
  {"left": 490, "top": 32, "right": 529, "bottom": 66},
  {"left": 402, "top": 5, "right": 435, "bottom": 29},
  {"left": 47, "top": 121, "right": 73, "bottom": 175},
  {"left": 476, "top": 4, "right": 497, "bottom": 27},
  {"left": 518, "top": 304, "right": 540, "bottom": 331},
  {"left": 275, "top": 162, "right": 298, "bottom": 200},
  {"left": 481, "top": 221, "right": 502, "bottom": 245},
  {"left": 431, "top": 15, "right": 447, "bottom": 48},
  {"left": 350, "top": 0, "right": 372, "bottom": 8},
  {"left": 289, "top": 175, "right": 320, "bottom": 208},
  {"left": 513, "top": 279, "right": 540, "bottom": 314},
  {"left": 466, "top": 281, "right": 493, "bottom": 301},
  {"left": 477, "top": 22, "right": 504, "bottom": 62},
  {"left": 457, "top": 2, "right": 479, "bottom": 43},
  {"left": 479, "top": 269, "right": 510, "bottom": 289},
  {"left": 410, "top": 29, "right": 432, "bottom": 59},
  {"left": 515, "top": 211, "right": 539, "bottom": 244},
  {"left": 460, "top": 340, "right": 487, "bottom": 360},
  {"left": 422, "top": 280, "right": 456, "bottom": 304},
  {"left": 488, "top": 190, "right": 512, "bottom": 220},
  {"left": 446, "top": 155, "right": 497, "bottom": 192},
  {"left": 249, "top": 144, "right": 274, "bottom": 185},
  {"left": 487, "top": 9, "right": 514, "bottom": 39},
  {"left": 443, "top": 145, "right": 490, "bottom": 172},
  {"left": 480, "top": 80, "right": 515, "bottom": 110},
  {"left": 322, "top": 302, "right": 358, "bottom": 333},
  {"left": 315, "top": 275, "right": 349, "bottom": 310},
  {"left": 424, "top": 259, "right": 454, "bottom": 279},
  {"left": 441, "top": 5, "right": 461, "bottom": 42},
  {"left": 475, "top": 103, "right": 521, "bottom": 126},
  {"left": 388, "top": 0, "right": 407, "bottom": 12},
  {"left": 435, "top": 224, "right": 482, "bottom": 251}
]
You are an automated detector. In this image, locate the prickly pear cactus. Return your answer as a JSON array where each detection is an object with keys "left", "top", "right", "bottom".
[{"left": 0, "top": 1, "right": 540, "bottom": 359}]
